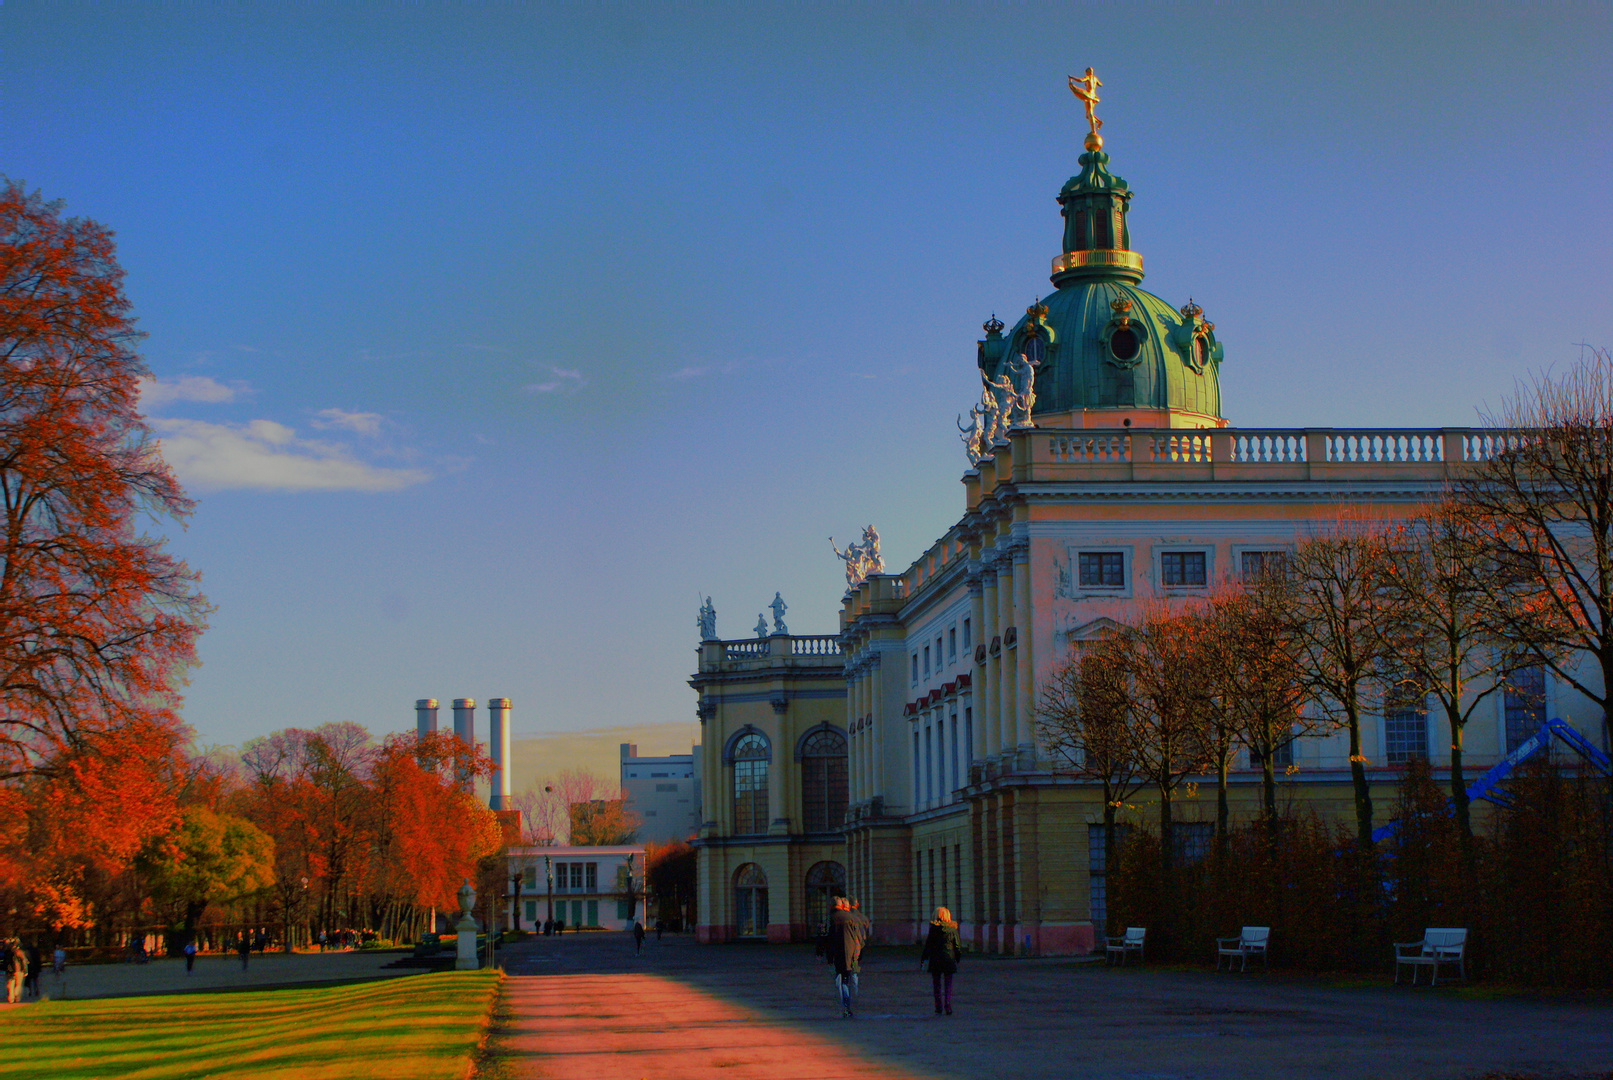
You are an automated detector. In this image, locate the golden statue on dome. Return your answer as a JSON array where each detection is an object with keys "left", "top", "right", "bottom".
[{"left": 1068, "top": 67, "right": 1104, "bottom": 150}]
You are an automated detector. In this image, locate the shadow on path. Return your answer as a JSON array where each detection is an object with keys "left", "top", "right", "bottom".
[{"left": 483, "top": 932, "right": 1613, "bottom": 1080}]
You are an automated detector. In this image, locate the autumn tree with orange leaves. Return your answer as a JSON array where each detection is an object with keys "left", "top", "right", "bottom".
[
  {"left": 0, "top": 180, "right": 207, "bottom": 780},
  {"left": 0, "top": 180, "right": 208, "bottom": 936}
]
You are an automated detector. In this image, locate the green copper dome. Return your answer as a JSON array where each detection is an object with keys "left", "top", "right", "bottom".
[{"left": 977, "top": 148, "right": 1225, "bottom": 424}]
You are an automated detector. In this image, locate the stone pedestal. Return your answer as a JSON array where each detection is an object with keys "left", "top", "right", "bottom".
[{"left": 455, "top": 914, "right": 479, "bottom": 970}]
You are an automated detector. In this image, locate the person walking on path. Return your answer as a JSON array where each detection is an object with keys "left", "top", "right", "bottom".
[
  {"left": 919, "top": 906, "right": 963, "bottom": 1016},
  {"left": 236, "top": 932, "right": 250, "bottom": 971},
  {"left": 24, "top": 942, "right": 41, "bottom": 999},
  {"left": 829, "top": 897, "right": 869, "bottom": 1018},
  {"left": 184, "top": 938, "right": 197, "bottom": 974},
  {"left": 5, "top": 938, "right": 27, "bottom": 1004},
  {"left": 633, "top": 921, "right": 645, "bottom": 953}
]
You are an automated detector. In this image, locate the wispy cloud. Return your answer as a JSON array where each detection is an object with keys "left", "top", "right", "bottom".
[
  {"left": 524, "top": 367, "right": 585, "bottom": 394},
  {"left": 152, "top": 418, "right": 430, "bottom": 493},
  {"left": 137, "top": 375, "right": 244, "bottom": 410},
  {"left": 311, "top": 408, "right": 384, "bottom": 437},
  {"left": 664, "top": 366, "right": 707, "bottom": 381}
]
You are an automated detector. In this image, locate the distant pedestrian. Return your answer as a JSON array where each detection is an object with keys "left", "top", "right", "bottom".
[
  {"left": 556, "top": 918, "right": 565, "bottom": 935},
  {"left": 829, "top": 897, "right": 869, "bottom": 1018},
  {"left": 655, "top": 920, "right": 664, "bottom": 942},
  {"left": 184, "top": 939, "right": 197, "bottom": 974},
  {"left": 24, "top": 942, "right": 41, "bottom": 998},
  {"left": 5, "top": 938, "right": 26, "bottom": 1004},
  {"left": 237, "top": 933, "right": 250, "bottom": 971},
  {"left": 919, "top": 906, "right": 962, "bottom": 1016},
  {"left": 633, "top": 921, "right": 645, "bottom": 953}
]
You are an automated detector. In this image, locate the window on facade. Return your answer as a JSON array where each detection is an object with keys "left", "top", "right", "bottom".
[
  {"left": 1079, "top": 552, "right": 1124, "bottom": 587},
  {"left": 1504, "top": 665, "right": 1546, "bottom": 754},
  {"left": 585, "top": 863, "right": 597, "bottom": 891},
  {"left": 950, "top": 712, "right": 961, "bottom": 791},
  {"left": 964, "top": 708, "right": 973, "bottom": 769},
  {"left": 731, "top": 732, "right": 770, "bottom": 835},
  {"left": 935, "top": 718, "right": 945, "bottom": 798},
  {"left": 1088, "top": 824, "right": 1131, "bottom": 935},
  {"left": 1250, "top": 732, "right": 1295, "bottom": 770},
  {"left": 963, "top": 619, "right": 971, "bottom": 648},
  {"left": 655, "top": 782, "right": 678, "bottom": 792},
  {"left": 912, "top": 654, "right": 919, "bottom": 683},
  {"left": 949, "top": 627, "right": 957, "bottom": 660},
  {"left": 1161, "top": 551, "right": 1207, "bottom": 586},
  {"left": 924, "top": 725, "right": 933, "bottom": 803},
  {"left": 1172, "top": 822, "right": 1213, "bottom": 866},
  {"left": 1241, "top": 550, "right": 1288, "bottom": 578},
  {"left": 569, "top": 863, "right": 584, "bottom": 889},
  {"left": 923, "top": 645, "right": 931, "bottom": 677},
  {"left": 913, "top": 730, "right": 920, "bottom": 803},
  {"left": 936, "top": 636, "right": 944, "bottom": 668},
  {"left": 800, "top": 727, "right": 848, "bottom": 832},
  {"left": 1384, "top": 684, "right": 1428, "bottom": 764}
]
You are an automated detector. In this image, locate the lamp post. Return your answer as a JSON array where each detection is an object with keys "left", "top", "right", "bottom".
[{"left": 545, "top": 854, "right": 554, "bottom": 928}]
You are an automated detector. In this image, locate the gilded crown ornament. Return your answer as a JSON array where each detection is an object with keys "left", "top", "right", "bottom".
[
  {"left": 1180, "top": 299, "right": 1204, "bottom": 323},
  {"left": 1068, "top": 67, "right": 1104, "bottom": 151},
  {"left": 1110, "top": 297, "right": 1133, "bottom": 329},
  {"left": 983, "top": 314, "right": 1004, "bottom": 335}
]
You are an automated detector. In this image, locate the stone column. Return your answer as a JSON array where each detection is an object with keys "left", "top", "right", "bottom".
[
  {"left": 769, "top": 694, "right": 790, "bottom": 834},
  {"left": 979, "top": 570, "right": 999, "bottom": 759},
  {"left": 1013, "top": 540, "right": 1035, "bottom": 755},
  {"left": 995, "top": 556, "right": 1014, "bottom": 762},
  {"left": 968, "top": 580, "right": 987, "bottom": 766},
  {"left": 846, "top": 669, "right": 861, "bottom": 804},
  {"left": 869, "top": 651, "right": 884, "bottom": 809}
]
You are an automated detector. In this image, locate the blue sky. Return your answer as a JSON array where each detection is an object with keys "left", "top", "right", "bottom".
[{"left": 7, "top": 2, "right": 1610, "bottom": 748}]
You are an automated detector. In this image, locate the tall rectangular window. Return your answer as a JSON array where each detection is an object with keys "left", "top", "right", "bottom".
[
  {"left": 924, "top": 725, "right": 933, "bottom": 802},
  {"left": 570, "top": 863, "right": 583, "bottom": 889},
  {"left": 949, "top": 627, "right": 957, "bottom": 660},
  {"left": 912, "top": 654, "right": 919, "bottom": 683},
  {"left": 1172, "top": 822, "right": 1213, "bottom": 866},
  {"left": 924, "top": 645, "right": 931, "bottom": 677},
  {"left": 915, "top": 853, "right": 924, "bottom": 917},
  {"left": 585, "top": 863, "right": 597, "bottom": 891},
  {"left": 1504, "top": 666, "right": 1546, "bottom": 754},
  {"left": 936, "top": 636, "right": 944, "bottom": 668},
  {"left": 950, "top": 712, "right": 960, "bottom": 791},
  {"left": 935, "top": 718, "right": 945, "bottom": 797},
  {"left": 913, "top": 731, "right": 921, "bottom": 803},
  {"left": 964, "top": 708, "right": 973, "bottom": 769},
  {"left": 1079, "top": 552, "right": 1124, "bottom": 587},
  {"left": 1384, "top": 686, "right": 1428, "bottom": 764},
  {"left": 1241, "top": 550, "right": 1288, "bottom": 578},
  {"left": 963, "top": 619, "right": 971, "bottom": 648},
  {"left": 1161, "top": 551, "right": 1207, "bottom": 586}
]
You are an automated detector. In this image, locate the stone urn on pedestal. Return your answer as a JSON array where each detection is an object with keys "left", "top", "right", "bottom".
[{"left": 455, "top": 878, "right": 480, "bottom": 970}]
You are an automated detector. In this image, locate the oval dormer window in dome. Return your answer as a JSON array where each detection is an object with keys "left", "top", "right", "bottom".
[{"left": 1101, "top": 296, "right": 1146, "bottom": 369}]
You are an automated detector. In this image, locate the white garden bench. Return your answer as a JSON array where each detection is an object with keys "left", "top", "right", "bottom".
[
  {"left": 1105, "top": 927, "right": 1146, "bottom": 966},
  {"left": 1215, "top": 926, "right": 1270, "bottom": 972},
  {"left": 1394, "top": 927, "right": 1467, "bottom": 986}
]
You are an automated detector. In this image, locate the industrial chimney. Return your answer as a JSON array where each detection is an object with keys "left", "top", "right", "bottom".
[
  {"left": 452, "top": 698, "right": 476, "bottom": 790},
  {"left": 487, "top": 698, "right": 511, "bottom": 810},
  {"left": 415, "top": 698, "right": 439, "bottom": 739}
]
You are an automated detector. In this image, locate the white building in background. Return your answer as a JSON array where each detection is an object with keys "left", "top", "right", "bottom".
[
  {"left": 621, "top": 743, "right": 701, "bottom": 844},
  {"left": 507, "top": 845, "right": 645, "bottom": 931}
]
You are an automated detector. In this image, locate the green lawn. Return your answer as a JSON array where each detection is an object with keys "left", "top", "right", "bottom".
[{"left": 0, "top": 970, "right": 499, "bottom": 1080}]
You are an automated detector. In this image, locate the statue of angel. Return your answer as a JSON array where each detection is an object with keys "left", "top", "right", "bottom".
[
  {"left": 984, "top": 371, "right": 1016, "bottom": 443},
  {"left": 860, "top": 525, "right": 884, "bottom": 575}
]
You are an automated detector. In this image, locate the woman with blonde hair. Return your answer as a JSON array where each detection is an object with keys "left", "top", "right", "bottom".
[{"left": 918, "top": 906, "right": 962, "bottom": 1015}]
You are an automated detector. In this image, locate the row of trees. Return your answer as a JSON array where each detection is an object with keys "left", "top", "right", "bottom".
[
  {"left": 1042, "top": 347, "right": 1613, "bottom": 870},
  {"left": 0, "top": 721, "right": 504, "bottom": 949}
]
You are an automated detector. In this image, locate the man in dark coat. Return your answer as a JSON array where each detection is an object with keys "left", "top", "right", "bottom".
[{"left": 829, "top": 896, "right": 870, "bottom": 1017}]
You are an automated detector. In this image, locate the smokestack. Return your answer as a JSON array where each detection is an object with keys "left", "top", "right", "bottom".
[
  {"left": 487, "top": 698, "right": 511, "bottom": 810},
  {"left": 415, "top": 698, "right": 439, "bottom": 739},
  {"left": 452, "top": 698, "right": 476, "bottom": 790}
]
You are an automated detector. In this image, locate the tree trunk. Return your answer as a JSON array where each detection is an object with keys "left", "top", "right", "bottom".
[
  {"left": 1447, "top": 707, "right": 1472, "bottom": 845},
  {"left": 1345, "top": 701, "right": 1374, "bottom": 847},
  {"left": 1215, "top": 745, "right": 1230, "bottom": 854}
]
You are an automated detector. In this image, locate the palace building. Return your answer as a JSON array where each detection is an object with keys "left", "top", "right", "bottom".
[{"left": 689, "top": 83, "right": 1606, "bottom": 952}]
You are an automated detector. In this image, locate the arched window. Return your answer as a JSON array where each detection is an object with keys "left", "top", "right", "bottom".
[
  {"left": 731, "top": 732, "right": 770, "bottom": 835},
  {"left": 734, "top": 863, "right": 769, "bottom": 938},
  {"left": 804, "top": 861, "right": 847, "bottom": 937},
  {"left": 798, "top": 726, "right": 848, "bottom": 833}
]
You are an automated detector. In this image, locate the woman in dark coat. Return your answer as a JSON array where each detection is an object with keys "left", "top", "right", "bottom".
[{"left": 919, "top": 906, "right": 962, "bottom": 1015}]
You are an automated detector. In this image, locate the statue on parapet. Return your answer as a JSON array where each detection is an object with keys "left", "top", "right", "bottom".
[
  {"left": 983, "top": 370, "right": 1015, "bottom": 443},
  {"left": 769, "top": 592, "right": 788, "bottom": 635},
  {"left": 1006, "top": 351, "right": 1042, "bottom": 427},
  {"left": 754, "top": 613, "right": 769, "bottom": 639},
  {"left": 697, "top": 596, "right": 717, "bottom": 640},
  {"left": 830, "top": 524, "right": 886, "bottom": 591},
  {"left": 957, "top": 404, "right": 986, "bottom": 466}
]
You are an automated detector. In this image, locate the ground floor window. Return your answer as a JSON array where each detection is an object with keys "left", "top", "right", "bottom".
[
  {"left": 1088, "top": 824, "right": 1130, "bottom": 936},
  {"left": 1505, "top": 665, "right": 1546, "bottom": 754},
  {"left": 804, "top": 861, "right": 846, "bottom": 936},
  {"left": 586, "top": 900, "right": 599, "bottom": 927},
  {"left": 735, "top": 863, "right": 769, "bottom": 937},
  {"left": 524, "top": 900, "right": 536, "bottom": 924}
]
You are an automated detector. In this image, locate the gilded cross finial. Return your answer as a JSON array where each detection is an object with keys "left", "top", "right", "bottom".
[{"left": 1068, "top": 67, "right": 1104, "bottom": 151}]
